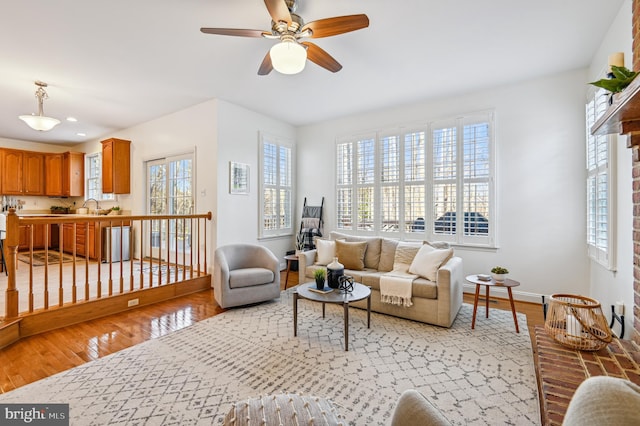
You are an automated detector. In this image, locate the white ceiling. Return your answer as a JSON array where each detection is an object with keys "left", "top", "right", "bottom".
[{"left": 0, "top": 0, "right": 625, "bottom": 145}]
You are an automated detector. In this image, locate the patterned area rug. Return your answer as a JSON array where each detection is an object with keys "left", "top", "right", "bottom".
[
  {"left": 0, "top": 292, "right": 539, "bottom": 425},
  {"left": 17, "top": 250, "right": 74, "bottom": 266}
]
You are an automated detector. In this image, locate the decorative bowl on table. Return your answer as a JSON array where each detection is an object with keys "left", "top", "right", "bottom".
[{"left": 490, "top": 266, "right": 509, "bottom": 282}]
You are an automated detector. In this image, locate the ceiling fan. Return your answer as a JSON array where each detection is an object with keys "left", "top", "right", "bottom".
[{"left": 200, "top": 0, "right": 369, "bottom": 75}]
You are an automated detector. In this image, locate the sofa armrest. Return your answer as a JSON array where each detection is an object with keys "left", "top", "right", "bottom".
[
  {"left": 298, "top": 250, "right": 316, "bottom": 268},
  {"left": 435, "top": 256, "right": 464, "bottom": 327}
]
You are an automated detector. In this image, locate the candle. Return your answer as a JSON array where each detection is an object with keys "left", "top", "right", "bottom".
[
  {"left": 615, "top": 302, "right": 624, "bottom": 315},
  {"left": 608, "top": 52, "right": 625, "bottom": 72},
  {"left": 566, "top": 314, "right": 582, "bottom": 337}
]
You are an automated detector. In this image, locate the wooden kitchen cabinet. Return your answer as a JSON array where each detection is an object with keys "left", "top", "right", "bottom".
[
  {"left": 62, "top": 223, "right": 98, "bottom": 259},
  {"left": 101, "top": 138, "right": 131, "bottom": 194},
  {"left": 63, "top": 152, "right": 84, "bottom": 197},
  {"left": 44, "top": 153, "right": 64, "bottom": 196},
  {"left": 45, "top": 152, "right": 85, "bottom": 197},
  {"left": 1, "top": 149, "right": 24, "bottom": 195},
  {"left": 23, "top": 152, "right": 44, "bottom": 195},
  {"left": 18, "top": 224, "right": 46, "bottom": 251},
  {"left": 1, "top": 149, "right": 44, "bottom": 195}
]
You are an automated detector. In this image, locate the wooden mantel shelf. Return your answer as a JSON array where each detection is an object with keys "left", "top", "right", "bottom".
[{"left": 592, "top": 75, "right": 640, "bottom": 138}]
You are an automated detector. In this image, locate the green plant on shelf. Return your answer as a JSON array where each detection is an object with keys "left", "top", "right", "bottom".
[{"left": 589, "top": 65, "right": 639, "bottom": 94}]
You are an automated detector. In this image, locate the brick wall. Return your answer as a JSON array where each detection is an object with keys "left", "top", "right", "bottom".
[{"left": 633, "top": 0, "right": 640, "bottom": 345}]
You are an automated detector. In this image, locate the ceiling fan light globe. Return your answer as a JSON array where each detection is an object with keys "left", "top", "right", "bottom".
[
  {"left": 19, "top": 114, "right": 61, "bottom": 131},
  {"left": 270, "top": 41, "right": 306, "bottom": 74}
]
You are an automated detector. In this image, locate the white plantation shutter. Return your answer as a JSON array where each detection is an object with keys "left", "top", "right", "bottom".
[
  {"left": 404, "top": 130, "right": 426, "bottom": 234},
  {"left": 335, "top": 111, "right": 495, "bottom": 247},
  {"left": 336, "top": 142, "right": 353, "bottom": 230},
  {"left": 380, "top": 133, "right": 400, "bottom": 232},
  {"left": 259, "top": 133, "right": 293, "bottom": 238},
  {"left": 586, "top": 88, "right": 615, "bottom": 269}
]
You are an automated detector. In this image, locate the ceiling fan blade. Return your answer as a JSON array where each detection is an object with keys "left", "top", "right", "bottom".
[
  {"left": 258, "top": 51, "right": 273, "bottom": 75},
  {"left": 301, "top": 14, "right": 369, "bottom": 38},
  {"left": 200, "top": 28, "right": 267, "bottom": 38},
  {"left": 264, "top": 0, "right": 292, "bottom": 25},
  {"left": 302, "top": 42, "right": 342, "bottom": 73}
]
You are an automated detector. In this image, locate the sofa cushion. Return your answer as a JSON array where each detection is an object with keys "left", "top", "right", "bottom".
[
  {"left": 392, "top": 242, "right": 423, "bottom": 273},
  {"left": 360, "top": 272, "right": 437, "bottom": 299},
  {"left": 315, "top": 238, "right": 338, "bottom": 265},
  {"left": 330, "top": 231, "right": 381, "bottom": 269},
  {"left": 229, "top": 267, "right": 274, "bottom": 289},
  {"left": 409, "top": 246, "right": 454, "bottom": 281},
  {"left": 379, "top": 238, "right": 399, "bottom": 272},
  {"left": 335, "top": 240, "right": 367, "bottom": 270}
]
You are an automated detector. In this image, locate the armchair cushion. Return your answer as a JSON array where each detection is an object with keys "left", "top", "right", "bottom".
[{"left": 229, "top": 268, "right": 274, "bottom": 288}]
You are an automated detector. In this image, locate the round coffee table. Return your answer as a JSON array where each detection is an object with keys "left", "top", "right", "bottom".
[
  {"left": 466, "top": 274, "right": 520, "bottom": 333},
  {"left": 293, "top": 282, "right": 371, "bottom": 351}
]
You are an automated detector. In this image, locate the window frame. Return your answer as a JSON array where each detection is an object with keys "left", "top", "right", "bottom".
[
  {"left": 586, "top": 87, "right": 616, "bottom": 270},
  {"left": 259, "top": 132, "right": 294, "bottom": 239},
  {"left": 335, "top": 111, "right": 496, "bottom": 248},
  {"left": 85, "top": 152, "right": 115, "bottom": 202}
]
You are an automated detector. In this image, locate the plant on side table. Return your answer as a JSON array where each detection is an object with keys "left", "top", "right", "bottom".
[{"left": 491, "top": 266, "right": 509, "bottom": 282}]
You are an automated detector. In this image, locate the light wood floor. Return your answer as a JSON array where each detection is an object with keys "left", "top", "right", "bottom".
[{"left": 0, "top": 270, "right": 545, "bottom": 394}]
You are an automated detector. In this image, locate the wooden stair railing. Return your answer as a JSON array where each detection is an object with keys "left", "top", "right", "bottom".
[{"left": 2, "top": 209, "right": 212, "bottom": 326}]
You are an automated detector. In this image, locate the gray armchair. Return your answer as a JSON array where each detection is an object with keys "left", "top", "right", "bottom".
[{"left": 213, "top": 243, "right": 281, "bottom": 308}]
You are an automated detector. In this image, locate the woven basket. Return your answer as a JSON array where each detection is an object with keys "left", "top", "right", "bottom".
[{"left": 544, "top": 294, "right": 612, "bottom": 351}]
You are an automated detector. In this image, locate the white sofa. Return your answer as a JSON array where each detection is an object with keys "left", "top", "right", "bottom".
[{"left": 297, "top": 232, "right": 463, "bottom": 328}]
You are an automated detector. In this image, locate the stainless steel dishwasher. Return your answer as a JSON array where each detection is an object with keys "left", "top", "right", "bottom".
[{"left": 102, "top": 226, "right": 131, "bottom": 262}]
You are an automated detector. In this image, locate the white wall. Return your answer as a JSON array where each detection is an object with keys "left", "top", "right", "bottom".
[
  {"left": 296, "top": 69, "right": 590, "bottom": 303},
  {"left": 77, "top": 98, "right": 296, "bottom": 270},
  {"left": 215, "top": 99, "right": 296, "bottom": 266},
  {"left": 587, "top": 0, "right": 634, "bottom": 337}
]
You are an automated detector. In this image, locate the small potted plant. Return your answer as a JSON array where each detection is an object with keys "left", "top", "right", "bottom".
[
  {"left": 491, "top": 266, "right": 509, "bottom": 282},
  {"left": 314, "top": 268, "right": 326, "bottom": 290},
  {"left": 109, "top": 206, "right": 122, "bottom": 215}
]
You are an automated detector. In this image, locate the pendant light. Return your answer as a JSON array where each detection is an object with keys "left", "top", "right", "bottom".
[{"left": 18, "top": 81, "right": 61, "bottom": 131}]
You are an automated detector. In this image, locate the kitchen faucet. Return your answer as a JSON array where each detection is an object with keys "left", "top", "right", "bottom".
[{"left": 82, "top": 198, "right": 100, "bottom": 213}]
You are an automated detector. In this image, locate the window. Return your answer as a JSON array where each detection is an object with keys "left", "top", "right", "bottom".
[
  {"left": 145, "top": 153, "right": 195, "bottom": 260},
  {"left": 85, "top": 153, "right": 115, "bottom": 201},
  {"left": 259, "top": 133, "right": 293, "bottom": 238},
  {"left": 586, "top": 88, "right": 615, "bottom": 269},
  {"left": 336, "top": 111, "right": 495, "bottom": 247}
]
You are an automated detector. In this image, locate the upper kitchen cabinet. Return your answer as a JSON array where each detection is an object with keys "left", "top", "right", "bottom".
[
  {"left": 45, "top": 152, "right": 85, "bottom": 197},
  {"left": 23, "top": 151, "right": 44, "bottom": 195},
  {"left": 1, "top": 149, "right": 44, "bottom": 195},
  {"left": 101, "top": 138, "right": 130, "bottom": 194}
]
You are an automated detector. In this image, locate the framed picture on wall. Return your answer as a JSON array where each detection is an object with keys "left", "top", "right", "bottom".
[{"left": 230, "top": 161, "right": 249, "bottom": 194}]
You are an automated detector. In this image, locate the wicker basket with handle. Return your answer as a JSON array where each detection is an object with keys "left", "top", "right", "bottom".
[{"left": 544, "top": 294, "right": 612, "bottom": 351}]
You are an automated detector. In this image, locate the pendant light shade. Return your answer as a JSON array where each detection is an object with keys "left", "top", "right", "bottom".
[
  {"left": 18, "top": 81, "right": 61, "bottom": 131},
  {"left": 270, "top": 39, "right": 306, "bottom": 75}
]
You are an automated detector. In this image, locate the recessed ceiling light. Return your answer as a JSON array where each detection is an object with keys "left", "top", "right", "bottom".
[
  {"left": 66, "top": 117, "right": 78, "bottom": 122},
  {"left": 76, "top": 132, "right": 86, "bottom": 137}
]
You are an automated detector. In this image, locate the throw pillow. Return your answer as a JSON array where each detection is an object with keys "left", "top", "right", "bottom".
[
  {"left": 408, "top": 246, "right": 454, "bottom": 281},
  {"left": 392, "top": 242, "right": 424, "bottom": 273},
  {"left": 315, "top": 239, "right": 336, "bottom": 265},
  {"left": 335, "top": 240, "right": 367, "bottom": 270},
  {"left": 330, "top": 231, "right": 381, "bottom": 269},
  {"left": 378, "top": 238, "right": 399, "bottom": 272}
]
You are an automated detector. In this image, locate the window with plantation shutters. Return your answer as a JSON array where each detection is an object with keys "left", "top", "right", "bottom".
[
  {"left": 335, "top": 111, "right": 495, "bottom": 247},
  {"left": 259, "top": 133, "right": 293, "bottom": 238},
  {"left": 586, "top": 88, "right": 615, "bottom": 270}
]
